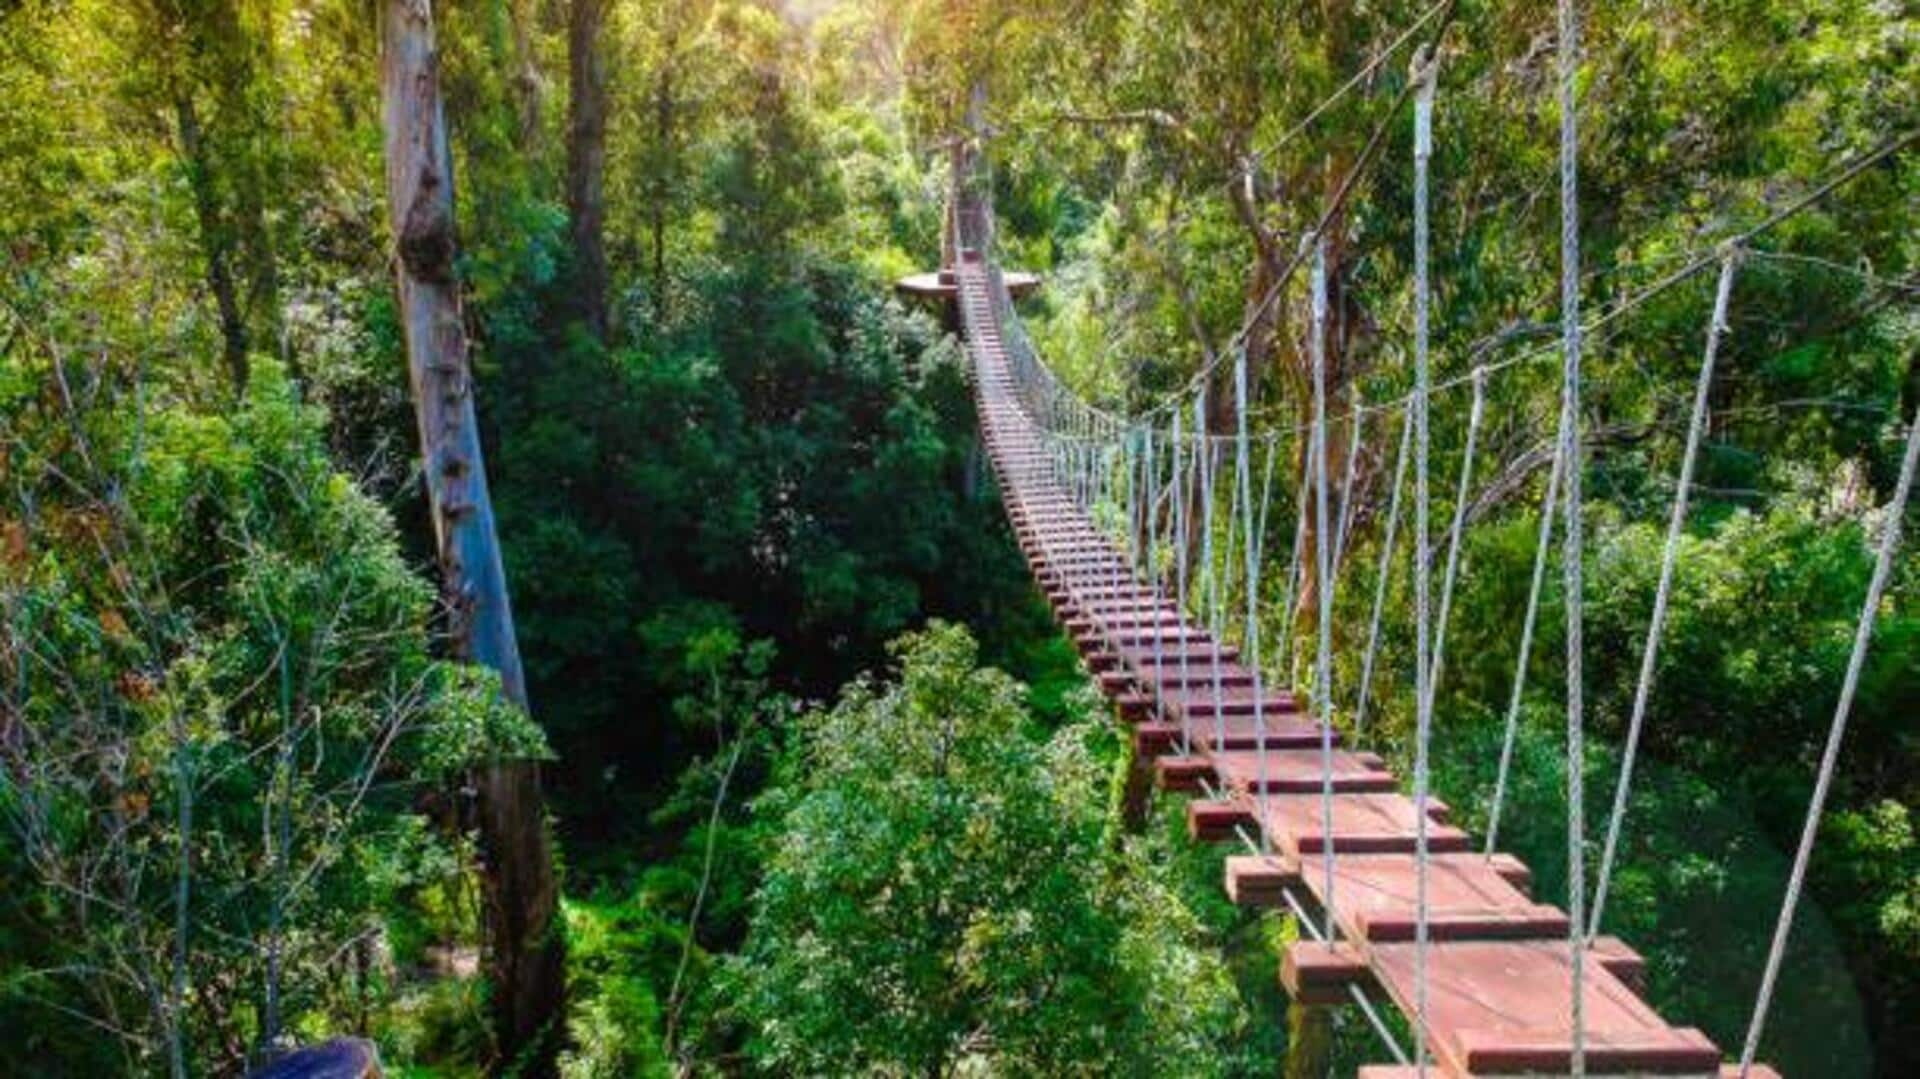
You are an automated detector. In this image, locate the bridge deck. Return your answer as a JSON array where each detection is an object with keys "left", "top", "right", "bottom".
[{"left": 953, "top": 251, "right": 1772, "bottom": 1077}]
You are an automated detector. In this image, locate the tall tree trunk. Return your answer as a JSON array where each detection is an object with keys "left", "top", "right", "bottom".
[
  {"left": 649, "top": 50, "right": 674, "bottom": 312},
  {"left": 566, "top": 0, "right": 608, "bottom": 339},
  {"left": 378, "top": 4, "right": 564, "bottom": 1073},
  {"left": 175, "top": 93, "right": 250, "bottom": 393},
  {"left": 509, "top": 0, "right": 546, "bottom": 152}
]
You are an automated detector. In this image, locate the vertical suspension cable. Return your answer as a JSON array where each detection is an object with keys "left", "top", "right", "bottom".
[
  {"left": 1485, "top": 439, "right": 1563, "bottom": 855},
  {"left": 1335, "top": 395, "right": 1369, "bottom": 569},
  {"left": 1223, "top": 433, "right": 1246, "bottom": 642},
  {"left": 1128, "top": 424, "right": 1144, "bottom": 579},
  {"left": 1200, "top": 397, "right": 1225, "bottom": 752},
  {"left": 1554, "top": 0, "right": 1588, "bottom": 1070},
  {"left": 1426, "top": 366, "right": 1487, "bottom": 706},
  {"left": 1254, "top": 436, "right": 1282, "bottom": 693},
  {"left": 1410, "top": 46, "right": 1439, "bottom": 1076},
  {"left": 1311, "top": 238, "right": 1338, "bottom": 939},
  {"left": 1256, "top": 435, "right": 1284, "bottom": 576},
  {"left": 1355, "top": 410, "right": 1413, "bottom": 738},
  {"left": 1280, "top": 447, "right": 1313, "bottom": 672},
  {"left": 1739, "top": 398, "right": 1920, "bottom": 1076},
  {"left": 1115, "top": 427, "right": 1129, "bottom": 626},
  {"left": 1174, "top": 408, "right": 1193, "bottom": 754},
  {"left": 1589, "top": 251, "right": 1740, "bottom": 938},
  {"left": 1234, "top": 344, "right": 1270, "bottom": 849},
  {"left": 1147, "top": 423, "right": 1166, "bottom": 725}
]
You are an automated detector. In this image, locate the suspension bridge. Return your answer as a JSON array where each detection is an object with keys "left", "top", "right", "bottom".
[
  {"left": 950, "top": 185, "right": 1745, "bottom": 1079},
  {"left": 929, "top": 4, "right": 1920, "bottom": 1073}
]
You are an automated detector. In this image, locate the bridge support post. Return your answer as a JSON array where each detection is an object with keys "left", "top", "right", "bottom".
[
  {"left": 1280, "top": 914, "right": 1333, "bottom": 1079},
  {"left": 1116, "top": 714, "right": 1155, "bottom": 834}
]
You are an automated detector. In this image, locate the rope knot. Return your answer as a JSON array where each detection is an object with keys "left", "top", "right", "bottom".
[{"left": 1410, "top": 44, "right": 1441, "bottom": 102}]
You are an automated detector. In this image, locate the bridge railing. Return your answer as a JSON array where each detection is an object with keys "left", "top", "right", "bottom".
[{"left": 952, "top": 142, "right": 1112, "bottom": 447}]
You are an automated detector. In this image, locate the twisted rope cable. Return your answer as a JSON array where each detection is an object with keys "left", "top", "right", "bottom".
[
  {"left": 1312, "top": 239, "right": 1340, "bottom": 940},
  {"left": 1737, "top": 319, "right": 1920, "bottom": 1079},
  {"left": 1410, "top": 45, "right": 1440, "bottom": 1075},
  {"left": 1485, "top": 438, "right": 1563, "bottom": 856},
  {"left": 1589, "top": 251, "right": 1740, "bottom": 937},
  {"left": 1554, "top": 0, "right": 1588, "bottom": 1070},
  {"left": 1355, "top": 412, "right": 1413, "bottom": 738}
]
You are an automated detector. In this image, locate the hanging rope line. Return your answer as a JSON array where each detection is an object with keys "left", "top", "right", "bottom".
[
  {"left": 1354, "top": 410, "right": 1412, "bottom": 738},
  {"left": 1234, "top": 343, "right": 1274, "bottom": 849},
  {"left": 1311, "top": 239, "right": 1340, "bottom": 939},
  {"left": 1425, "top": 365, "right": 1485, "bottom": 709},
  {"left": 1334, "top": 396, "right": 1369, "bottom": 570},
  {"left": 1248, "top": 0, "right": 1456, "bottom": 171},
  {"left": 1588, "top": 251, "right": 1741, "bottom": 938},
  {"left": 1409, "top": 45, "right": 1440, "bottom": 1076},
  {"left": 1485, "top": 437, "right": 1564, "bottom": 856},
  {"left": 1278, "top": 448, "right": 1312, "bottom": 671},
  {"left": 1735, "top": 370, "right": 1920, "bottom": 1079},
  {"left": 1554, "top": 0, "right": 1589, "bottom": 1071},
  {"left": 1018, "top": 125, "right": 1919, "bottom": 450}
]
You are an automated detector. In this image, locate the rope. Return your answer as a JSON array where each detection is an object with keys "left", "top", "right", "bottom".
[
  {"left": 1555, "top": 0, "right": 1588, "bottom": 1070},
  {"left": 1145, "top": 424, "right": 1166, "bottom": 731},
  {"left": 1355, "top": 412, "right": 1413, "bottom": 738},
  {"left": 1279, "top": 451, "right": 1312, "bottom": 671},
  {"left": 1222, "top": 435, "right": 1246, "bottom": 644},
  {"left": 1410, "top": 47, "right": 1439, "bottom": 1076},
  {"left": 1425, "top": 366, "right": 1486, "bottom": 707},
  {"left": 1234, "top": 343, "right": 1270, "bottom": 847},
  {"left": 1589, "top": 251, "right": 1740, "bottom": 937},
  {"left": 1254, "top": 437, "right": 1282, "bottom": 690},
  {"left": 1334, "top": 397, "right": 1368, "bottom": 570},
  {"left": 1485, "top": 437, "right": 1563, "bottom": 856},
  {"left": 1256, "top": 434, "right": 1284, "bottom": 579},
  {"left": 1736, "top": 362, "right": 1920, "bottom": 1079},
  {"left": 1199, "top": 391, "right": 1226, "bottom": 751},
  {"left": 1174, "top": 408, "right": 1193, "bottom": 754},
  {"left": 987, "top": 127, "right": 1916, "bottom": 450},
  {"left": 1248, "top": 0, "right": 1455, "bottom": 169},
  {"left": 1311, "top": 238, "right": 1339, "bottom": 939}
]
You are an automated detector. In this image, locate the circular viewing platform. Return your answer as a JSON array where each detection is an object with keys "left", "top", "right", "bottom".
[{"left": 896, "top": 268, "right": 1042, "bottom": 303}]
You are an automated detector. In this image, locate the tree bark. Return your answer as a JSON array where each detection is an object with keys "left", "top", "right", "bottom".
[
  {"left": 566, "top": 0, "right": 608, "bottom": 339},
  {"left": 509, "top": 0, "right": 546, "bottom": 153},
  {"left": 648, "top": 16, "right": 688, "bottom": 316},
  {"left": 174, "top": 93, "right": 250, "bottom": 394},
  {"left": 378, "top": 4, "right": 564, "bottom": 1073}
]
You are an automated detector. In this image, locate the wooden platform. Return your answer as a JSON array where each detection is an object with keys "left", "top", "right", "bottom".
[
  {"left": 951, "top": 242, "right": 1765, "bottom": 1077},
  {"left": 896, "top": 267, "right": 1041, "bottom": 303}
]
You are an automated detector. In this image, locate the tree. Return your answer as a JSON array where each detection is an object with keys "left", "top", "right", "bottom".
[
  {"left": 567, "top": 0, "right": 609, "bottom": 339},
  {"left": 377, "top": 1, "right": 564, "bottom": 1070},
  {"left": 735, "top": 623, "right": 1241, "bottom": 1075},
  {"left": 0, "top": 342, "right": 532, "bottom": 1073},
  {"left": 134, "top": 0, "right": 287, "bottom": 393}
]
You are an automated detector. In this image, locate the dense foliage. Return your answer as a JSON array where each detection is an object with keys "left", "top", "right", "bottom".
[
  {"left": 734, "top": 623, "right": 1242, "bottom": 1074},
  {"left": 0, "top": 356, "right": 534, "bottom": 1073}
]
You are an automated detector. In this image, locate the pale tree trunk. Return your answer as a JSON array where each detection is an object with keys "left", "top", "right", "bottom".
[
  {"left": 509, "top": 0, "right": 546, "bottom": 152},
  {"left": 378, "top": 3, "right": 565, "bottom": 1073},
  {"left": 567, "top": 0, "right": 608, "bottom": 339}
]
